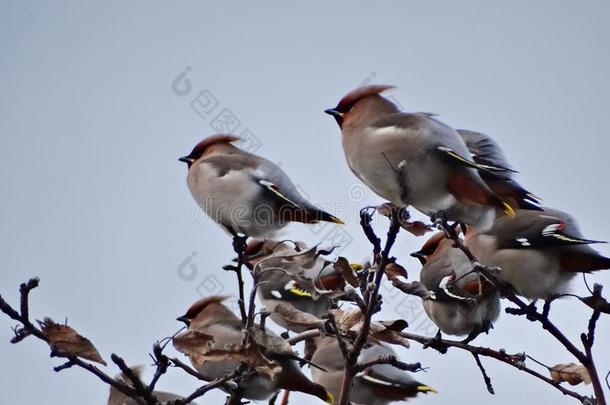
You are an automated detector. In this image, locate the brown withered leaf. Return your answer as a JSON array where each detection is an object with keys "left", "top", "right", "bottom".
[
  {"left": 378, "top": 319, "right": 409, "bottom": 331},
  {"left": 304, "top": 338, "right": 317, "bottom": 361},
  {"left": 172, "top": 330, "right": 216, "bottom": 367},
  {"left": 580, "top": 296, "right": 610, "bottom": 314},
  {"left": 549, "top": 363, "right": 591, "bottom": 386},
  {"left": 329, "top": 307, "right": 364, "bottom": 331},
  {"left": 384, "top": 262, "right": 408, "bottom": 281},
  {"left": 371, "top": 329, "right": 411, "bottom": 349},
  {"left": 351, "top": 319, "right": 410, "bottom": 349},
  {"left": 333, "top": 257, "right": 360, "bottom": 287},
  {"left": 376, "top": 203, "right": 432, "bottom": 236},
  {"left": 272, "top": 304, "right": 326, "bottom": 331},
  {"left": 39, "top": 318, "right": 106, "bottom": 365},
  {"left": 401, "top": 220, "right": 433, "bottom": 237},
  {"left": 391, "top": 279, "right": 434, "bottom": 300},
  {"left": 249, "top": 327, "right": 294, "bottom": 356},
  {"left": 376, "top": 202, "right": 395, "bottom": 217},
  {"left": 172, "top": 329, "right": 279, "bottom": 378}
]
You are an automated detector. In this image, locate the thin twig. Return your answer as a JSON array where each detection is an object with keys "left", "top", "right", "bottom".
[
  {"left": 433, "top": 221, "right": 606, "bottom": 404},
  {"left": 472, "top": 353, "right": 495, "bottom": 395},
  {"left": 170, "top": 373, "right": 239, "bottom": 405},
  {"left": 280, "top": 389, "right": 291, "bottom": 405},
  {"left": 400, "top": 331, "right": 586, "bottom": 401},
  {"left": 355, "top": 355, "right": 422, "bottom": 373},
  {"left": 111, "top": 354, "right": 159, "bottom": 404},
  {"left": 338, "top": 208, "right": 401, "bottom": 405}
]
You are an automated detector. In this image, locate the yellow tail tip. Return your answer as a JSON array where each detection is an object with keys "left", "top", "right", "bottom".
[
  {"left": 325, "top": 392, "right": 334, "bottom": 404},
  {"left": 331, "top": 216, "right": 345, "bottom": 225},
  {"left": 527, "top": 192, "right": 543, "bottom": 201},
  {"left": 502, "top": 202, "right": 516, "bottom": 218},
  {"left": 417, "top": 385, "right": 438, "bottom": 394}
]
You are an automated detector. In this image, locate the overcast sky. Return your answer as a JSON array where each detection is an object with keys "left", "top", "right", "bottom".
[{"left": 1, "top": 1, "right": 609, "bottom": 404}]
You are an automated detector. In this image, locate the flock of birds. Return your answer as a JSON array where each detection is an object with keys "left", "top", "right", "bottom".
[{"left": 115, "top": 85, "right": 610, "bottom": 404}]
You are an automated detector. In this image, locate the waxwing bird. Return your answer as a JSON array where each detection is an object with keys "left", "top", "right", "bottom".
[
  {"left": 246, "top": 240, "right": 351, "bottom": 332},
  {"left": 457, "top": 129, "right": 541, "bottom": 211},
  {"left": 325, "top": 85, "right": 515, "bottom": 229},
  {"left": 413, "top": 232, "right": 500, "bottom": 338},
  {"left": 311, "top": 337, "right": 435, "bottom": 405},
  {"left": 465, "top": 207, "right": 610, "bottom": 300},
  {"left": 175, "top": 296, "right": 333, "bottom": 403},
  {"left": 180, "top": 135, "right": 343, "bottom": 238},
  {"left": 108, "top": 367, "right": 198, "bottom": 404}
]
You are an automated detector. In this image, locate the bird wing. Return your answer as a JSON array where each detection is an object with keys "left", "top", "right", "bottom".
[
  {"left": 457, "top": 129, "right": 517, "bottom": 173},
  {"left": 494, "top": 209, "right": 606, "bottom": 250},
  {"left": 457, "top": 129, "right": 541, "bottom": 210},
  {"left": 356, "top": 344, "right": 434, "bottom": 396},
  {"left": 256, "top": 159, "right": 343, "bottom": 224}
]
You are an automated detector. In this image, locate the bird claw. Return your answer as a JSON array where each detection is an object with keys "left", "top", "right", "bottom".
[
  {"left": 232, "top": 235, "right": 249, "bottom": 255},
  {"left": 423, "top": 329, "right": 448, "bottom": 354},
  {"left": 462, "top": 321, "right": 494, "bottom": 344}
]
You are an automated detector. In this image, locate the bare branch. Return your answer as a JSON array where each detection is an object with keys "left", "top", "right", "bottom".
[
  {"left": 337, "top": 207, "right": 401, "bottom": 405},
  {"left": 472, "top": 353, "right": 495, "bottom": 395},
  {"left": 354, "top": 355, "right": 422, "bottom": 373}
]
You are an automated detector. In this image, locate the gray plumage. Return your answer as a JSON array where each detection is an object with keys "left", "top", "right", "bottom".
[
  {"left": 327, "top": 86, "right": 512, "bottom": 229},
  {"left": 107, "top": 367, "right": 197, "bottom": 405},
  {"left": 250, "top": 240, "right": 346, "bottom": 332},
  {"left": 466, "top": 207, "right": 610, "bottom": 299},
  {"left": 417, "top": 233, "right": 500, "bottom": 336},
  {"left": 311, "top": 338, "right": 435, "bottom": 405},
  {"left": 457, "top": 129, "right": 541, "bottom": 211},
  {"left": 181, "top": 135, "right": 342, "bottom": 237}
]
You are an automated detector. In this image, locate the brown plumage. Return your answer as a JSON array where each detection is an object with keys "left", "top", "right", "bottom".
[{"left": 176, "top": 296, "right": 333, "bottom": 403}]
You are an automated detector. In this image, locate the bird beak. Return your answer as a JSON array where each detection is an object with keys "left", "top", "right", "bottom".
[
  {"left": 410, "top": 251, "right": 427, "bottom": 265},
  {"left": 176, "top": 315, "right": 190, "bottom": 325},
  {"left": 324, "top": 108, "right": 344, "bottom": 128},
  {"left": 324, "top": 108, "right": 343, "bottom": 119},
  {"left": 179, "top": 156, "right": 194, "bottom": 164}
]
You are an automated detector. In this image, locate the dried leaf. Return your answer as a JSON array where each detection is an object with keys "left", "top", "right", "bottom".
[
  {"left": 549, "top": 363, "right": 591, "bottom": 386},
  {"left": 376, "top": 203, "right": 432, "bottom": 236},
  {"left": 329, "top": 307, "right": 364, "bottom": 330},
  {"left": 384, "top": 262, "right": 408, "bottom": 281},
  {"left": 401, "top": 220, "right": 433, "bottom": 237},
  {"left": 172, "top": 330, "right": 216, "bottom": 367},
  {"left": 333, "top": 257, "right": 360, "bottom": 287},
  {"left": 304, "top": 338, "right": 317, "bottom": 361},
  {"left": 390, "top": 279, "right": 434, "bottom": 300},
  {"left": 378, "top": 319, "right": 409, "bottom": 331},
  {"left": 272, "top": 304, "right": 326, "bottom": 331},
  {"left": 580, "top": 296, "right": 610, "bottom": 314},
  {"left": 376, "top": 202, "right": 395, "bottom": 217},
  {"left": 40, "top": 318, "right": 106, "bottom": 365},
  {"left": 172, "top": 329, "right": 279, "bottom": 378},
  {"left": 371, "top": 329, "right": 411, "bottom": 349},
  {"left": 346, "top": 319, "right": 410, "bottom": 349},
  {"left": 249, "top": 327, "right": 294, "bottom": 356}
]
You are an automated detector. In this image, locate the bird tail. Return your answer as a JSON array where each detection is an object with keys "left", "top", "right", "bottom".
[
  {"left": 310, "top": 208, "right": 344, "bottom": 224},
  {"left": 417, "top": 385, "right": 438, "bottom": 394},
  {"left": 482, "top": 176, "right": 542, "bottom": 211},
  {"left": 447, "top": 170, "right": 515, "bottom": 218},
  {"left": 279, "top": 206, "right": 344, "bottom": 225},
  {"left": 560, "top": 250, "right": 610, "bottom": 272},
  {"left": 277, "top": 360, "right": 335, "bottom": 403}
]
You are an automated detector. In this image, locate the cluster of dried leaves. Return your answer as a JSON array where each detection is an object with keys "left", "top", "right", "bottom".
[{"left": 0, "top": 208, "right": 608, "bottom": 405}]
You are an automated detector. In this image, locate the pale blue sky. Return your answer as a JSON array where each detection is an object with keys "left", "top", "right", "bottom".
[{"left": 1, "top": 1, "right": 609, "bottom": 404}]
